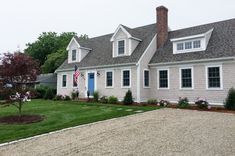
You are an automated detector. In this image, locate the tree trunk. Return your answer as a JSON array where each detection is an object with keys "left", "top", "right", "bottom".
[{"left": 19, "top": 100, "right": 22, "bottom": 117}]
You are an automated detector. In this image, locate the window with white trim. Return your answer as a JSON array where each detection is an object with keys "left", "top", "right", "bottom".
[
  {"left": 62, "top": 75, "right": 67, "bottom": 87},
  {"left": 181, "top": 68, "right": 192, "bottom": 88},
  {"left": 72, "top": 50, "right": 76, "bottom": 61},
  {"left": 106, "top": 71, "right": 113, "bottom": 87},
  {"left": 175, "top": 39, "right": 202, "bottom": 53},
  {"left": 177, "top": 43, "right": 184, "bottom": 51},
  {"left": 207, "top": 66, "right": 221, "bottom": 88},
  {"left": 159, "top": 70, "right": 168, "bottom": 88},
  {"left": 118, "top": 40, "right": 125, "bottom": 55},
  {"left": 144, "top": 70, "right": 150, "bottom": 87},
  {"left": 193, "top": 40, "right": 201, "bottom": 48},
  {"left": 122, "top": 70, "right": 130, "bottom": 87}
]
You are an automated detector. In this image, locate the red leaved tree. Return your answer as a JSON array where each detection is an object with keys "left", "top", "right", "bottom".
[{"left": 1, "top": 52, "right": 40, "bottom": 115}]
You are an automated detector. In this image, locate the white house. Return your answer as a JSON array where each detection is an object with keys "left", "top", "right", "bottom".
[{"left": 55, "top": 6, "right": 235, "bottom": 105}]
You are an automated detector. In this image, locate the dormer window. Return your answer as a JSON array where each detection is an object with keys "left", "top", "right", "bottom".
[
  {"left": 72, "top": 49, "right": 76, "bottom": 61},
  {"left": 118, "top": 40, "right": 125, "bottom": 55},
  {"left": 171, "top": 28, "right": 213, "bottom": 54}
]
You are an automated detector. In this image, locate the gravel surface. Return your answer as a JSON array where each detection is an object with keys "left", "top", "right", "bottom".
[{"left": 0, "top": 108, "right": 235, "bottom": 156}]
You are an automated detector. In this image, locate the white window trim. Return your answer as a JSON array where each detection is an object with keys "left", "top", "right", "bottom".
[
  {"left": 205, "top": 64, "right": 223, "bottom": 90},
  {"left": 121, "top": 69, "right": 131, "bottom": 88},
  {"left": 157, "top": 68, "right": 170, "bottom": 90},
  {"left": 105, "top": 70, "right": 114, "bottom": 88},
  {"left": 61, "top": 74, "right": 67, "bottom": 88},
  {"left": 143, "top": 69, "right": 150, "bottom": 88},
  {"left": 173, "top": 38, "right": 204, "bottom": 54},
  {"left": 179, "top": 67, "right": 194, "bottom": 90},
  {"left": 71, "top": 49, "right": 77, "bottom": 62},
  {"left": 117, "top": 39, "right": 126, "bottom": 56}
]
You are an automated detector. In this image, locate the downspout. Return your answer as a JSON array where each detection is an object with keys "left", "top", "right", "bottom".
[{"left": 136, "top": 63, "right": 140, "bottom": 103}]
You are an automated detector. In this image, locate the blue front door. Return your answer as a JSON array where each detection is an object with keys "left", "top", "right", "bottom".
[{"left": 88, "top": 73, "right": 95, "bottom": 96}]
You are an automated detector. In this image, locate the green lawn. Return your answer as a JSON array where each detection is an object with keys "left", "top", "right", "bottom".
[{"left": 0, "top": 99, "right": 159, "bottom": 144}]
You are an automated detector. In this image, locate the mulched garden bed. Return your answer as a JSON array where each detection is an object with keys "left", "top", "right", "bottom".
[
  {"left": 0, "top": 115, "right": 44, "bottom": 124},
  {"left": 167, "top": 105, "right": 235, "bottom": 114}
]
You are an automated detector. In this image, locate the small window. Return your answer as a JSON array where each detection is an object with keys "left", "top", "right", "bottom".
[
  {"left": 185, "top": 42, "right": 192, "bottom": 49},
  {"left": 72, "top": 50, "right": 76, "bottom": 61},
  {"left": 122, "top": 70, "right": 130, "bottom": 87},
  {"left": 208, "top": 67, "right": 221, "bottom": 88},
  {"left": 193, "top": 40, "right": 201, "bottom": 48},
  {"left": 177, "top": 43, "right": 184, "bottom": 51},
  {"left": 73, "top": 74, "right": 77, "bottom": 87},
  {"left": 159, "top": 70, "right": 168, "bottom": 88},
  {"left": 118, "top": 40, "right": 125, "bottom": 55},
  {"left": 62, "top": 75, "right": 67, "bottom": 87},
  {"left": 144, "top": 70, "right": 150, "bottom": 87},
  {"left": 106, "top": 71, "right": 113, "bottom": 87},
  {"left": 181, "top": 68, "right": 192, "bottom": 88}
]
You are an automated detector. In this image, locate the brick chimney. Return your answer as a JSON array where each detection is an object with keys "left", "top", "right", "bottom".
[{"left": 156, "top": 6, "right": 168, "bottom": 48}]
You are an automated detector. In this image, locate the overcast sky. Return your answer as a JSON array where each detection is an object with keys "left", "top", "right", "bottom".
[{"left": 0, "top": 0, "right": 234, "bottom": 54}]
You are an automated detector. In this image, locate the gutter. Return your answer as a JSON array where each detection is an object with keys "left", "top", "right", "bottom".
[{"left": 149, "top": 57, "right": 235, "bottom": 67}]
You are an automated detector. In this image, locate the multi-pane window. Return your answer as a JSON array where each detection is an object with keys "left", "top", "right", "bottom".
[
  {"left": 72, "top": 50, "right": 76, "bottom": 61},
  {"left": 62, "top": 75, "right": 67, "bottom": 87},
  {"left": 144, "top": 70, "right": 150, "bottom": 87},
  {"left": 193, "top": 40, "right": 201, "bottom": 48},
  {"left": 122, "top": 70, "right": 130, "bottom": 87},
  {"left": 73, "top": 74, "right": 77, "bottom": 87},
  {"left": 118, "top": 40, "right": 125, "bottom": 55},
  {"left": 185, "top": 42, "right": 192, "bottom": 49},
  {"left": 208, "top": 67, "right": 221, "bottom": 88},
  {"left": 177, "top": 43, "right": 184, "bottom": 50},
  {"left": 159, "top": 70, "right": 168, "bottom": 88},
  {"left": 181, "top": 68, "right": 192, "bottom": 88},
  {"left": 106, "top": 71, "right": 113, "bottom": 87}
]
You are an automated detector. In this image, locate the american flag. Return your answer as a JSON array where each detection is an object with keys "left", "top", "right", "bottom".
[{"left": 74, "top": 65, "right": 80, "bottom": 83}]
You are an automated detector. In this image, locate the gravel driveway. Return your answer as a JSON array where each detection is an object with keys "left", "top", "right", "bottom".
[{"left": 0, "top": 108, "right": 235, "bottom": 156}]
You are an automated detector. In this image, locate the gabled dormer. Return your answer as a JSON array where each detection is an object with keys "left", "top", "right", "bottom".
[
  {"left": 171, "top": 28, "right": 214, "bottom": 54},
  {"left": 110, "top": 25, "right": 142, "bottom": 58},
  {"left": 66, "top": 37, "right": 91, "bottom": 63}
]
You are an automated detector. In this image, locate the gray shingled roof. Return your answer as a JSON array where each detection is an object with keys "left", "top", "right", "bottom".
[
  {"left": 150, "top": 18, "right": 235, "bottom": 64},
  {"left": 56, "top": 24, "right": 156, "bottom": 71}
]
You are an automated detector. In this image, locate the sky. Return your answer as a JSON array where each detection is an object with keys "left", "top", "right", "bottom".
[{"left": 0, "top": 0, "right": 234, "bottom": 53}]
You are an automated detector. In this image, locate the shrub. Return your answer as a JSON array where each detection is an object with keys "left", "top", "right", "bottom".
[
  {"left": 26, "top": 88, "right": 40, "bottom": 99},
  {"left": 108, "top": 96, "right": 118, "bottom": 104},
  {"left": 71, "top": 90, "right": 79, "bottom": 100},
  {"left": 64, "top": 95, "right": 71, "bottom": 101},
  {"left": 93, "top": 91, "right": 99, "bottom": 102},
  {"left": 36, "top": 85, "right": 48, "bottom": 98},
  {"left": 54, "top": 94, "right": 63, "bottom": 101},
  {"left": 178, "top": 97, "right": 189, "bottom": 108},
  {"left": 195, "top": 97, "right": 209, "bottom": 109},
  {"left": 100, "top": 96, "right": 108, "bottom": 104},
  {"left": 43, "top": 88, "right": 55, "bottom": 100},
  {"left": 224, "top": 87, "right": 235, "bottom": 110},
  {"left": 159, "top": 100, "right": 169, "bottom": 107},
  {"left": 147, "top": 99, "right": 158, "bottom": 105},
  {"left": 123, "top": 90, "right": 133, "bottom": 105}
]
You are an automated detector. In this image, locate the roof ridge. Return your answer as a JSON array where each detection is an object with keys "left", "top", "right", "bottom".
[{"left": 170, "top": 18, "right": 235, "bottom": 33}]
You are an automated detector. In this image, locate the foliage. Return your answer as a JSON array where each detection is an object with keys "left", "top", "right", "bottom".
[
  {"left": 178, "top": 97, "right": 189, "bottom": 108},
  {"left": 224, "top": 87, "right": 235, "bottom": 110},
  {"left": 43, "top": 88, "right": 55, "bottom": 100},
  {"left": 100, "top": 96, "right": 108, "bottom": 104},
  {"left": 1, "top": 52, "right": 40, "bottom": 115},
  {"left": 71, "top": 90, "right": 79, "bottom": 100},
  {"left": 195, "top": 97, "right": 209, "bottom": 109},
  {"left": 53, "top": 94, "right": 63, "bottom": 101},
  {"left": 147, "top": 99, "right": 158, "bottom": 105},
  {"left": 64, "top": 95, "right": 71, "bottom": 101},
  {"left": 159, "top": 100, "right": 170, "bottom": 107},
  {"left": 123, "top": 90, "right": 133, "bottom": 105},
  {"left": 93, "top": 91, "right": 99, "bottom": 102},
  {"left": 108, "top": 96, "right": 118, "bottom": 104},
  {"left": 25, "top": 32, "right": 89, "bottom": 73},
  {"left": 36, "top": 85, "right": 48, "bottom": 98}
]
